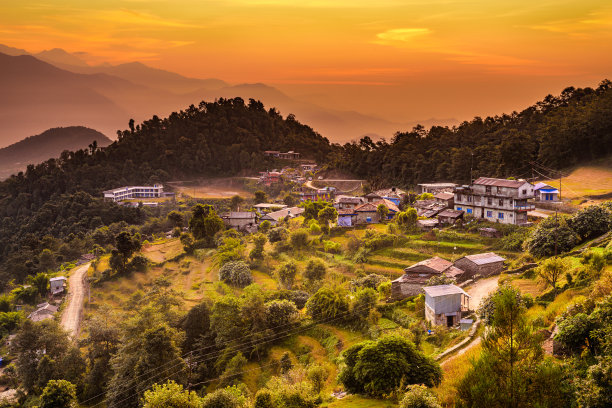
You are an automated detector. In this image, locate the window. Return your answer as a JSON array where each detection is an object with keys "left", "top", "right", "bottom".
[
  {"left": 487, "top": 210, "right": 493, "bottom": 217},
  {"left": 486, "top": 186, "right": 491, "bottom": 194},
  {"left": 456, "top": 207, "right": 462, "bottom": 211},
  {"left": 498, "top": 212, "right": 504, "bottom": 219},
  {"left": 366, "top": 217, "right": 372, "bottom": 223},
  {"left": 488, "top": 198, "right": 493, "bottom": 205},
  {"left": 467, "top": 195, "right": 472, "bottom": 202},
  {"left": 467, "top": 208, "right": 472, "bottom": 214},
  {"left": 499, "top": 198, "right": 504, "bottom": 206},
  {"left": 522, "top": 189, "right": 527, "bottom": 195},
  {"left": 457, "top": 194, "right": 462, "bottom": 201}
]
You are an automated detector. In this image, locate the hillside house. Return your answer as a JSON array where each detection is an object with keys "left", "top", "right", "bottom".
[
  {"left": 221, "top": 212, "right": 257, "bottom": 233},
  {"left": 337, "top": 209, "right": 357, "bottom": 227},
  {"left": 454, "top": 177, "right": 535, "bottom": 225},
  {"left": 103, "top": 184, "right": 165, "bottom": 202},
  {"left": 264, "top": 151, "right": 300, "bottom": 160},
  {"left": 300, "top": 163, "right": 317, "bottom": 172},
  {"left": 454, "top": 252, "right": 505, "bottom": 279},
  {"left": 259, "top": 171, "right": 282, "bottom": 185},
  {"left": 415, "top": 200, "right": 447, "bottom": 218},
  {"left": 28, "top": 302, "right": 58, "bottom": 322},
  {"left": 334, "top": 195, "right": 365, "bottom": 210},
  {"left": 434, "top": 192, "right": 454, "bottom": 208},
  {"left": 479, "top": 227, "right": 502, "bottom": 238},
  {"left": 49, "top": 276, "right": 67, "bottom": 295},
  {"left": 424, "top": 285, "right": 471, "bottom": 327},
  {"left": 437, "top": 209, "right": 464, "bottom": 225},
  {"left": 534, "top": 182, "right": 560, "bottom": 202},
  {"left": 391, "top": 257, "right": 465, "bottom": 300},
  {"left": 417, "top": 219, "right": 439, "bottom": 231},
  {"left": 374, "top": 187, "right": 406, "bottom": 206},
  {"left": 259, "top": 207, "right": 304, "bottom": 225},
  {"left": 363, "top": 192, "right": 382, "bottom": 203},
  {"left": 297, "top": 187, "right": 336, "bottom": 202},
  {"left": 253, "top": 203, "right": 287, "bottom": 214},
  {"left": 418, "top": 183, "right": 458, "bottom": 194},
  {"left": 353, "top": 199, "right": 399, "bottom": 224}
]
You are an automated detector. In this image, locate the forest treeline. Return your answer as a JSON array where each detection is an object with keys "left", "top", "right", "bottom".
[
  {"left": 333, "top": 80, "right": 612, "bottom": 186},
  {"left": 1, "top": 82, "right": 612, "bottom": 284}
]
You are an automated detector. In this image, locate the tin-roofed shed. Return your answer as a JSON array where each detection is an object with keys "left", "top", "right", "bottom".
[
  {"left": 454, "top": 252, "right": 505, "bottom": 279},
  {"left": 423, "top": 285, "right": 470, "bottom": 327}
]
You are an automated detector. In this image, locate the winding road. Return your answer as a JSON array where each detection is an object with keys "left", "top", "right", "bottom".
[{"left": 60, "top": 262, "right": 90, "bottom": 339}]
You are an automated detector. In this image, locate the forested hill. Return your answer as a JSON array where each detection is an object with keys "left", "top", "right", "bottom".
[
  {"left": 0, "top": 98, "right": 332, "bottom": 284},
  {"left": 333, "top": 80, "right": 612, "bottom": 187},
  {"left": 0, "top": 126, "right": 111, "bottom": 180}
]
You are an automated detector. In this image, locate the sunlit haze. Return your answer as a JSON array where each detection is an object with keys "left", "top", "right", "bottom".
[{"left": 2, "top": 0, "right": 612, "bottom": 125}]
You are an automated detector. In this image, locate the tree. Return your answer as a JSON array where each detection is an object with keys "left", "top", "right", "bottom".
[
  {"left": 202, "top": 386, "right": 248, "bottom": 408},
  {"left": 189, "top": 204, "right": 225, "bottom": 247},
  {"left": 351, "top": 288, "right": 378, "bottom": 322},
  {"left": 306, "top": 287, "right": 349, "bottom": 320},
  {"left": 283, "top": 194, "right": 296, "bottom": 207},
  {"left": 259, "top": 220, "right": 272, "bottom": 233},
  {"left": 526, "top": 215, "right": 580, "bottom": 257},
  {"left": 280, "top": 352, "right": 292, "bottom": 374},
  {"left": 230, "top": 195, "right": 244, "bottom": 211},
  {"left": 249, "top": 233, "right": 267, "bottom": 260},
  {"left": 167, "top": 211, "right": 184, "bottom": 228},
  {"left": 317, "top": 206, "right": 338, "bottom": 232},
  {"left": 219, "top": 261, "right": 253, "bottom": 288},
  {"left": 399, "top": 384, "right": 441, "bottom": 408},
  {"left": 304, "top": 259, "right": 326, "bottom": 282},
  {"left": 219, "top": 352, "right": 248, "bottom": 386},
  {"left": 289, "top": 229, "right": 309, "bottom": 250},
  {"left": 182, "top": 302, "right": 211, "bottom": 352},
  {"left": 338, "top": 335, "right": 442, "bottom": 397},
  {"left": 264, "top": 299, "right": 299, "bottom": 330},
  {"left": 38, "top": 249, "right": 57, "bottom": 272},
  {"left": 142, "top": 380, "right": 203, "bottom": 408},
  {"left": 303, "top": 199, "right": 330, "bottom": 221},
  {"left": 306, "top": 364, "right": 328, "bottom": 394},
  {"left": 537, "top": 256, "right": 568, "bottom": 294},
  {"left": 28, "top": 272, "right": 49, "bottom": 297},
  {"left": 377, "top": 203, "right": 389, "bottom": 222},
  {"left": 114, "top": 231, "right": 141, "bottom": 272},
  {"left": 569, "top": 204, "right": 612, "bottom": 240},
  {"left": 397, "top": 208, "right": 418, "bottom": 231},
  {"left": 254, "top": 190, "right": 268, "bottom": 204},
  {"left": 277, "top": 261, "right": 298, "bottom": 289},
  {"left": 40, "top": 379, "right": 77, "bottom": 408}
]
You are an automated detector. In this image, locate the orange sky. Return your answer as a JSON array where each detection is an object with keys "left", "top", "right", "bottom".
[{"left": 2, "top": 0, "right": 612, "bottom": 123}]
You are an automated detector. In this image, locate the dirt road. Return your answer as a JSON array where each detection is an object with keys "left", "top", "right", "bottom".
[
  {"left": 60, "top": 263, "right": 90, "bottom": 339},
  {"left": 440, "top": 276, "right": 499, "bottom": 365}
]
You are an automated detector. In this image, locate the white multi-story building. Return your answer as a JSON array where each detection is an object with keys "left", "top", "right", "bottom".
[
  {"left": 103, "top": 184, "right": 164, "bottom": 202},
  {"left": 453, "top": 177, "right": 534, "bottom": 225}
]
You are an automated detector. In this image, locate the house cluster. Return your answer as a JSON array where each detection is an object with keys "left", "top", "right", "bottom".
[
  {"left": 102, "top": 184, "right": 175, "bottom": 206},
  {"left": 263, "top": 150, "right": 301, "bottom": 160},
  {"left": 391, "top": 252, "right": 505, "bottom": 327},
  {"left": 257, "top": 161, "right": 319, "bottom": 186},
  {"left": 332, "top": 187, "right": 407, "bottom": 227},
  {"left": 221, "top": 206, "right": 305, "bottom": 232},
  {"left": 414, "top": 177, "right": 538, "bottom": 227}
]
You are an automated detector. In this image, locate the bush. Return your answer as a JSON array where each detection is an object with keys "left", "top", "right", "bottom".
[
  {"left": 277, "top": 261, "right": 298, "bottom": 289},
  {"left": 338, "top": 335, "right": 442, "bottom": 397},
  {"left": 289, "top": 229, "right": 310, "bottom": 250},
  {"left": 304, "top": 259, "right": 327, "bottom": 282},
  {"left": 306, "top": 287, "right": 350, "bottom": 321},
  {"left": 264, "top": 299, "right": 299, "bottom": 330},
  {"left": 526, "top": 215, "right": 580, "bottom": 257},
  {"left": 322, "top": 240, "right": 342, "bottom": 254},
  {"left": 268, "top": 227, "right": 288, "bottom": 243},
  {"left": 129, "top": 255, "right": 149, "bottom": 272},
  {"left": 568, "top": 204, "right": 612, "bottom": 240},
  {"left": 218, "top": 261, "right": 253, "bottom": 287},
  {"left": 202, "top": 386, "right": 248, "bottom": 408},
  {"left": 351, "top": 274, "right": 387, "bottom": 290},
  {"left": 399, "top": 384, "right": 441, "bottom": 408}
]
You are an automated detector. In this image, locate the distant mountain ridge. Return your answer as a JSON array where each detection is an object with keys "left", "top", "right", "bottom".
[
  {"left": 0, "top": 44, "right": 451, "bottom": 145},
  {"left": 0, "top": 126, "right": 111, "bottom": 179}
]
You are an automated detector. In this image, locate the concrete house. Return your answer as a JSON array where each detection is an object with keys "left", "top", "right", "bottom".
[
  {"left": 337, "top": 209, "right": 357, "bottom": 227},
  {"left": 418, "top": 183, "right": 458, "bottom": 194},
  {"left": 221, "top": 212, "right": 257, "bottom": 232},
  {"left": 363, "top": 192, "right": 383, "bottom": 203},
  {"left": 453, "top": 252, "right": 505, "bottom": 279},
  {"left": 253, "top": 203, "right": 287, "bottom": 214},
  {"left": 415, "top": 200, "right": 448, "bottom": 218},
  {"left": 103, "top": 184, "right": 165, "bottom": 202},
  {"left": 424, "top": 285, "right": 471, "bottom": 327},
  {"left": 49, "top": 276, "right": 67, "bottom": 295},
  {"left": 334, "top": 195, "right": 365, "bottom": 210},
  {"left": 534, "top": 182, "right": 559, "bottom": 202},
  {"left": 374, "top": 187, "right": 406, "bottom": 206},
  {"left": 454, "top": 177, "right": 535, "bottom": 225},
  {"left": 434, "top": 192, "right": 454, "bottom": 208},
  {"left": 391, "top": 257, "right": 465, "bottom": 300}
]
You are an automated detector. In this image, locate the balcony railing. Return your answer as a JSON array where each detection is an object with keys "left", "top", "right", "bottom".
[{"left": 514, "top": 204, "right": 535, "bottom": 211}]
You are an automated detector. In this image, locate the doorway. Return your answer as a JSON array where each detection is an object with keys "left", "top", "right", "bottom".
[{"left": 446, "top": 315, "right": 454, "bottom": 327}]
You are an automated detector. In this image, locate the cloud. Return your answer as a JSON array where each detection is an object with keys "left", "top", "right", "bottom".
[{"left": 374, "top": 28, "right": 432, "bottom": 44}]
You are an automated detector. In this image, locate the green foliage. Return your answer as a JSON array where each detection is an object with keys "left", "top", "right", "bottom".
[
  {"left": 218, "top": 261, "right": 253, "bottom": 288},
  {"left": 259, "top": 220, "right": 272, "bottom": 233},
  {"left": 396, "top": 208, "right": 418, "bottom": 232},
  {"left": 167, "top": 211, "right": 184, "bottom": 228},
  {"left": 182, "top": 302, "right": 211, "bottom": 352},
  {"left": 219, "top": 352, "right": 248, "bottom": 387},
  {"left": 322, "top": 240, "right": 341, "bottom": 254},
  {"left": 338, "top": 335, "right": 442, "bottom": 397},
  {"left": 181, "top": 233, "right": 196, "bottom": 254},
  {"left": 216, "top": 237, "right": 246, "bottom": 265},
  {"left": 230, "top": 195, "right": 244, "bottom": 211},
  {"left": 575, "top": 355, "right": 612, "bottom": 408},
  {"left": 537, "top": 256, "right": 569, "bottom": 293},
  {"left": 189, "top": 204, "right": 224, "bottom": 247},
  {"left": 142, "top": 380, "right": 203, "bottom": 408},
  {"left": 308, "top": 219, "right": 322, "bottom": 235},
  {"left": 425, "top": 274, "right": 455, "bottom": 286},
  {"left": 303, "top": 199, "right": 331, "bottom": 221},
  {"left": 277, "top": 261, "right": 298, "bottom": 289},
  {"left": 306, "top": 364, "right": 328, "bottom": 394},
  {"left": 318, "top": 206, "right": 338, "bottom": 232},
  {"left": 40, "top": 379, "right": 77, "bottom": 408},
  {"left": 351, "top": 274, "right": 387, "bottom": 290},
  {"left": 28, "top": 272, "right": 49, "bottom": 296},
  {"left": 289, "top": 229, "right": 309, "bottom": 250},
  {"left": 351, "top": 288, "right": 378, "bottom": 322},
  {"left": 377, "top": 203, "right": 389, "bottom": 221},
  {"left": 362, "top": 231, "right": 396, "bottom": 250},
  {"left": 264, "top": 299, "right": 299, "bottom": 330},
  {"left": 201, "top": 385, "right": 248, "bottom": 408},
  {"left": 267, "top": 227, "right": 288, "bottom": 243},
  {"left": 254, "top": 190, "right": 268, "bottom": 204},
  {"left": 280, "top": 352, "right": 293, "bottom": 374},
  {"left": 304, "top": 259, "right": 326, "bottom": 282},
  {"left": 416, "top": 193, "right": 434, "bottom": 200},
  {"left": 526, "top": 215, "right": 580, "bottom": 257},
  {"left": 399, "top": 384, "right": 441, "bottom": 408},
  {"left": 568, "top": 204, "right": 612, "bottom": 240},
  {"left": 306, "top": 287, "right": 349, "bottom": 321}
]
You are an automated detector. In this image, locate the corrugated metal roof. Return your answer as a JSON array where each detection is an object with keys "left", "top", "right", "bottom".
[
  {"left": 473, "top": 177, "right": 529, "bottom": 188},
  {"left": 438, "top": 209, "right": 464, "bottom": 218},
  {"left": 405, "top": 256, "right": 453, "bottom": 273},
  {"left": 434, "top": 192, "right": 454, "bottom": 200},
  {"left": 423, "top": 284, "right": 470, "bottom": 297},
  {"left": 49, "top": 276, "right": 66, "bottom": 282},
  {"left": 222, "top": 212, "right": 256, "bottom": 219},
  {"left": 463, "top": 252, "right": 505, "bottom": 265}
]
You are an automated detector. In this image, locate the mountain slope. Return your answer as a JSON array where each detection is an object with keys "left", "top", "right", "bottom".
[{"left": 0, "top": 126, "right": 111, "bottom": 179}]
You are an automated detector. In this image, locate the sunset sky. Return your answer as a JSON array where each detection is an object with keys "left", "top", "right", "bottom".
[{"left": 2, "top": 0, "right": 612, "bottom": 123}]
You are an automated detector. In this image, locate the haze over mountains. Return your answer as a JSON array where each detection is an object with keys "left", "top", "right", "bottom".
[
  {"left": 0, "top": 126, "right": 111, "bottom": 179},
  {"left": 0, "top": 44, "right": 452, "bottom": 148}
]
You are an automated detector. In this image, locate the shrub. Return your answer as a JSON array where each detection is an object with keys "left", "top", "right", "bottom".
[
  {"left": 568, "top": 204, "right": 612, "bottom": 240},
  {"left": 322, "top": 240, "right": 341, "bottom": 254},
  {"left": 289, "top": 229, "right": 310, "bottom": 250},
  {"left": 351, "top": 274, "right": 387, "bottom": 290},
  {"left": 399, "top": 384, "right": 441, "bottom": 408},
  {"left": 218, "top": 261, "right": 253, "bottom": 288},
  {"left": 264, "top": 299, "right": 299, "bottom": 330},
  {"left": 202, "top": 386, "right": 248, "bottom": 408},
  {"left": 306, "top": 287, "right": 350, "bottom": 321},
  {"left": 277, "top": 261, "right": 298, "bottom": 289},
  {"left": 268, "top": 227, "right": 288, "bottom": 243},
  {"left": 304, "top": 259, "right": 327, "bottom": 281},
  {"left": 526, "top": 215, "right": 580, "bottom": 257}
]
